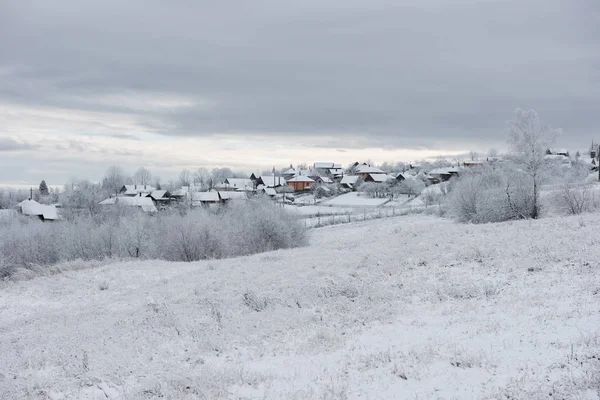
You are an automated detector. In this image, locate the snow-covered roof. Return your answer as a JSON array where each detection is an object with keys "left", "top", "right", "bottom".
[
  {"left": 288, "top": 176, "right": 315, "bottom": 183},
  {"left": 340, "top": 175, "right": 359, "bottom": 185},
  {"left": 367, "top": 173, "right": 396, "bottom": 183},
  {"left": 17, "top": 199, "right": 59, "bottom": 220},
  {"left": 316, "top": 176, "right": 333, "bottom": 184},
  {"left": 99, "top": 196, "right": 158, "bottom": 212},
  {"left": 258, "top": 176, "right": 286, "bottom": 187},
  {"left": 235, "top": 184, "right": 255, "bottom": 192},
  {"left": 192, "top": 191, "right": 220, "bottom": 202},
  {"left": 218, "top": 191, "right": 248, "bottom": 200},
  {"left": 550, "top": 148, "right": 569, "bottom": 155},
  {"left": 263, "top": 187, "right": 277, "bottom": 196},
  {"left": 121, "top": 184, "right": 156, "bottom": 195},
  {"left": 356, "top": 165, "right": 385, "bottom": 174},
  {"left": 428, "top": 168, "right": 450, "bottom": 176},
  {"left": 395, "top": 173, "right": 415, "bottom": 180},
  {"left": 150, "top": 190, "right": 170, "bottom": 200},
  {"left": 328, "top": 168, "right": 344, "bottom": 175},
  {"left": 223, "top": 178, "right": 254, "bottom": 189}
]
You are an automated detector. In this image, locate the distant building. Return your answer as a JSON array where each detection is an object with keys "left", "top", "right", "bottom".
[
  {"left": 287, "top": 176, "right": 314, "bottom": 191},
  {"left": 16, "top": 199, "right": 59, "bottom": 221}
]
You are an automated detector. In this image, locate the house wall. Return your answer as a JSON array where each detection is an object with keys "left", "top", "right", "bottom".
[{"left": 288, "top": 182, "right": 312, "bottom": 191}]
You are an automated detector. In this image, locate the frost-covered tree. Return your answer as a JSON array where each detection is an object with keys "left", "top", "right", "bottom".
[
  {"left": 102, "top": 165, "right": 125, "bottom": 194},
  {"left": 193, "top": 168, "right": 210, "bottom": 189},
  {"left": 133, "top": 167, "right": 152, "bottom": 186},
  {"left": 179, "top": 169, "right": 192, "bottom": 187},
  {"left": 508, "top": 109, "right": 558, "bottom": 219}
]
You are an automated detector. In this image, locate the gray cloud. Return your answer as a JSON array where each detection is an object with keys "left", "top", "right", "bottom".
[
  {"left": 1, "top": 0, "right": 599, "bottom": 151},
  {"left": 0, "top": 137, "right": 37, "bottom": 152}
]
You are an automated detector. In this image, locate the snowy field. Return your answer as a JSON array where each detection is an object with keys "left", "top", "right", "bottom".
[
  {"left": 1, "top": 214, "right": 600, "bottom": 399},
  {"left": 321, "top": 192, "right": 391, "bottom": 207},
  {"left": 285, "top": 205, "right": 357, "bottom": 216}
]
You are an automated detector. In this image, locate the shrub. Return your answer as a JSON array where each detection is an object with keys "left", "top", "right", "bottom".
[
  {"left": 552, "top": 183, "right": 595, "bottom": 215},
  {"left": 448, "top": 166, "right": 534, "bottom": 223},
  {"left": 0, "top": 199, "right": 308, "bottom": 277}
]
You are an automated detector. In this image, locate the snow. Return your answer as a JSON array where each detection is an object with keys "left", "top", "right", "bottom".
[
  {"left": 99, "top": 196, "right": 158, "bottom": 212},
  {"left": 287, "top": 176, "right": 315, "bottom": 183},
  {"left": 1, "top": 214, "right": 599, "bottom": 399},
  {"left": 321, "top": 192, "right": 390, "bottom": 207},
  {"left": 16, "top": 199, "right": 59, "bottom": 220},
  {"left": 355, "top": 165, "right": 385, "bottom": 174}
]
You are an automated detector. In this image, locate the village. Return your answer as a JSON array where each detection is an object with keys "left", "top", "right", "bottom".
[{"left": 2, "top": 147, "right": 597, "bottom": 222}]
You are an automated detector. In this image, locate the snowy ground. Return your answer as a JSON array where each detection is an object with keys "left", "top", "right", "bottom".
[
  {"left": 321, "top": 192, "right": 391, "bottom": 207},
  {"left": 1, "top": 215, "right": 600, "bottom": 399}
]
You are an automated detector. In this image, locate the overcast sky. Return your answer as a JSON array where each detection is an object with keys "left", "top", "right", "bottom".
[{"left": 1, "top": 0, "right": 598, "bottom": 186}]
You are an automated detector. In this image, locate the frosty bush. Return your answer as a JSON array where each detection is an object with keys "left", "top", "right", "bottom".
[
  {"left": 0, "top": 199, "right": 307, "bottom": 277},
  {"left": 552, "top": 183, "right": 597, "bottom": 216},
  {"left": 448, "top": 166, "right": 534, "bottom": 223}
]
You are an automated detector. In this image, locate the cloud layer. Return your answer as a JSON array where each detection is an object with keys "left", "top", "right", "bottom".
[{"left": 1, "top": 0, "right": 598, "bottom": 184}]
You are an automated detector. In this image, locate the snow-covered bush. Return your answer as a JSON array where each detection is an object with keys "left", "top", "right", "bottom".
[
  {"left": 448, "top": 166, "right": 534, "bottom": 223},
  {"left": 552, "top": 183, "right": 598, "bottom": 215},
  {"left": 0, "top": 199, "right": 307, "bottom": 277}
]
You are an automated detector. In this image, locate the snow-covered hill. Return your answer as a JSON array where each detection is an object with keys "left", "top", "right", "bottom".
[{"left": 1, "top": 215, "right": 599, "bottom": 399}]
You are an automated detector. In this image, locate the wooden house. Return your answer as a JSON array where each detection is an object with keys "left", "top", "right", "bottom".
[{"left": 287, "top": 176, "right": 315, "bottom": 191}]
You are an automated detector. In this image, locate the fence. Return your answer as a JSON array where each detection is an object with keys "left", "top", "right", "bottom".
[{"left": 300, "top": 206, "right": 424, "bottom": 229}]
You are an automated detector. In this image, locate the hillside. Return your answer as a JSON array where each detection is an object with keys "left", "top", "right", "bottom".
[{"left": 1, "top": 215, "right": 599, "bottom": 399}]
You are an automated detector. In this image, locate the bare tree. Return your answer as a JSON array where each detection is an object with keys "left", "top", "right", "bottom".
[
  {"left": 133, "top": 167, "right": 152, "bottom": 186},
  {"left": 193, "top": 167, "right": 210, "bottom": 188},
  {"left": 468, "top": 151, "right": 478, "bottom": 161},
  {"left": 508, "top": 109, "right": 558, "bottom": 219},
  {"left": 102, "top": 165, "right": 125, "bottom": 194},
  {"left": 487, "top": 148, "right": 499, "bottom": 158},
  {"left": 179, "top": 169, "right": 192, "bottom": 187}
]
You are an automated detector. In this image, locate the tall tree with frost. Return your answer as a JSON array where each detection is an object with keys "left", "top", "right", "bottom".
[
  {"left": 508, "top": 109, "right": 558, "bottom": 219},
  {"left": 133, "top": 167, "right": 152, "bottom": 186},
  {"left": 39, "top": 180, "right": 49, "bottom": 196},
  {"left": 102, "top": 165, "right": 125, "bottom": 194}
]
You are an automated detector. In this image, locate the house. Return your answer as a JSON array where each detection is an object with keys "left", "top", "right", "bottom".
[
  {"left": 313, "top": 162, "right": 342, "bottom": 176},
  {"left": 463, "top": 160, "right": 484, "bottom": 168},
  {"left": 395, "top": 172, "right": 412, "bottom": 182},
  {"left": 260, "top": 187, "right": 277, "bottom": 197},
  {"left": 191, "top": 191, "right": 221, "bottom": 207},
  {"left": 340, "top": 175, "right": 360, "bottom": 190},
  {"left": 221, "top": 178, "right": 254, "bottom": 191},
  {"left": 16, "top": 199, "right": 59, "bottom": 221},
  {"left": 99, "top": 195, "right": 158, "bottom": 213},
  {"left": 427, "top": 167, "right": 459, "bottom": 184},
  {"left": 355, "top": 165, "right": 386, "bottom": 180},
  {"left": 364, "top": 173, "right": 396, "bottom": 183},
  {"left": 257, "top": 176, "right": 286, "bottom": 188},
  {"left": 282, "top": 167, "right": 297, "bottom": 180},
  {"left": 314, "top": 176, "right": 333, "bottom": 185},
  {"left": 328, "top": 168, "right": 345, "bottom": 179},
  {"left": 149, "top": 190, "right": 171, "bottom": 210},
  {"left": 287, "top": 176, "right": 315, "bottom": 191},
  {"left": 119, "top": 184, "right": 156, "bottom": 196},
  {"left": 550, "top": 148, "right": 569, "bottom": 157},
  {"left": 218, "top": 191, "right": 248, "bottom": 202}
]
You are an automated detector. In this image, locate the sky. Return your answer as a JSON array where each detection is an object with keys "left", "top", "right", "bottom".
[{"left": 1, "top": 0, "right": 599, "bottom": 187}]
